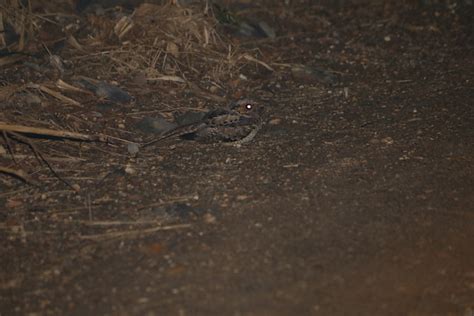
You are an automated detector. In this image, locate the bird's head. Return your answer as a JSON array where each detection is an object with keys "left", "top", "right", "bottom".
[{"left": 230, "top": 99, "right": 265, "bottom": 118}]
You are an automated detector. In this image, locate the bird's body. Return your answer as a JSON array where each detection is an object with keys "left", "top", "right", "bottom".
[{"left": 142, "top": 99, "right": 264, "bottom": 147}]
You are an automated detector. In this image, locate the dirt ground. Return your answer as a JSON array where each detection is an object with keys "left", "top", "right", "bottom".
[{"left": 1, "top": 1, "right": 473, "bottom": 315}]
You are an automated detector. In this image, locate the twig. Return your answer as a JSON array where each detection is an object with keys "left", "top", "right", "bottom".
[
  {"left": 0, "top": 123, "right": 108, "bottom": 142},
  {"left": 0, "top": 153, "right": 86, "bottom": 163},
  {"left": 0, "top": 188, "right": 29, "bottom": 198},
  {"left": 79, "top": 224, "right": 192, "bottom": 241},
  {"left": 241, "top": 54, "right": 274, "bottom": 72},
  {"left": 27, "top": 83, "right": 82, "bottom": 107},
  {"left": 2, "top": 131, "right": 17, "bottom": 164},
  {"left": 10, "top": 132, "right": 77, "bottom": 191},
  {"left": 137, "top": 195, "right": 198, "bottom": 210},
  {"left": 78, "top": 220, "right": 164, "bottom": 226},
  {"left": 87, "top": 193, "right": 92, "bottom": 221},
  {"left": 186, "top": 82, "right": 226, "bottom": 102},
  {"left": 56, "top": 79, "right": 91, "bottom": 94},
  {"left": 0, "top": 166, "right": 37, "bottom": 185},
  {"left": 0, "top": 54, "right": 25, "bottom": 67},
  {"left": 146, "top": 75, "right": 186, "bottom": 83}
]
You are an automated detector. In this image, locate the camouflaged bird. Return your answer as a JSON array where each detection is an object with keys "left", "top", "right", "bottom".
[{"left": 142, "top": 99, "right": 264, "bottom": 147}]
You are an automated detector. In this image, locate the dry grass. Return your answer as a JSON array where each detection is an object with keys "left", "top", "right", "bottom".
[
  {"left": 0, "top": 1, "right": 270, "bottom": 186},
  {"left": 72, "top": 2, "right": 252, "bottom": 84},
  {"left": 1, "top": 1, "right": 263, "bottom": 83}
]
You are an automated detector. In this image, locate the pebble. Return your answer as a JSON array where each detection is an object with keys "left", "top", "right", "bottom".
[
  {"left": 381, "top": 137, "right": 394, "bottom": 145},
  {"left": 269, "top": 118, "right": 282, "bottom": 125},
  {"left": 127, "top": 143, "right": 140, "bottom": 155},
  {"left": 95, "top": 81, "right": 132, "bottom": 103},
  {"left": 203, "top": 213, "right": 217, "bottom": 224},
  {"left": 25, "top": 94, "right": 42, "bottom": 105},
  {"left": 124, "top": 164, "right": 136, "bottom": 175}
]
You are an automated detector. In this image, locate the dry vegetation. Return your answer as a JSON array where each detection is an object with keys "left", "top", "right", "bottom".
[{"left": 0, "top": 0, "right": 272, "bottom": 187}]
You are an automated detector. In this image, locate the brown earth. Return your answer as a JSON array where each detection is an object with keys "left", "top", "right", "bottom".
[{"left": 1, "top": 1, "right": 473, "bottom": 315}]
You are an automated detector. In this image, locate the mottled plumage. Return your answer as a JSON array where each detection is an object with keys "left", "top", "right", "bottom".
[{"left": 142, "top": 99, "right": 264, "bottom": 147}]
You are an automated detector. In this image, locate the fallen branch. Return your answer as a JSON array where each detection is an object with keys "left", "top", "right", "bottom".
[
  {"left": 0, "top": 153, "right": 86, "bottom": 163},
  {"left": 0, "top": 123, "right": 108, "bottom": 142}
]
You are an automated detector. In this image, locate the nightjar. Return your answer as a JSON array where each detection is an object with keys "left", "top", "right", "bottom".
[{"left": 143, "top": 99, "right": 264, "bottom": 147}]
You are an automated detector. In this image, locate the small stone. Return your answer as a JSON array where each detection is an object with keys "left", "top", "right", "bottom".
[
  {"left": 77, "top": 78, "right": 132, "bottom": 103},
  {"left": 203, "top": 213, "right": 217, "bottom": 224},
  {"left": 166, "top": 41, "right": 179, "bottom": 58},
  {"left": 124, "top": 164, "right": 136, "bottom": 175},
  {"left": 269, "top": 118, "right": 282, "bottom": 125},
  {"left": 49, "top": 55, "right": 65, "bottom": 74},
  {"left": 137, "top": 297, "right": 149, "bottom": 304},
  {"left": 343, "top": 87, "right": 349, "bottom": 99},
  {"left": 90, "top": 111, "right": 103, "bottom": 118},
  {"left": 381, "top": 137, "right": 394, "bottom": 145},
  {"left": 96, "top": 82, "right": 132, "bottom": 103},
  {"left": 25, "top": 93, "right": 42, "bottom": 105},
  {"left": 127, "top": 143, "right": 140, "bottom": 155}
]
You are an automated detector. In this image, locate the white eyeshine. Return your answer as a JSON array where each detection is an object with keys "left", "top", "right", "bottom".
[{"left": 245, "top": 104, "right": 252, "bottom": 110}]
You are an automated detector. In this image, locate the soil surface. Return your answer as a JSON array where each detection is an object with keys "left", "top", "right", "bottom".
[{"left": 1, "top": 1, "right": 474, "bottom": 315}]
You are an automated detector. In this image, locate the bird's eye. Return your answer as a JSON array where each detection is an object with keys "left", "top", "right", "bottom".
[{"left": 245, "top": 104, "right": 252, "bottom": 110}]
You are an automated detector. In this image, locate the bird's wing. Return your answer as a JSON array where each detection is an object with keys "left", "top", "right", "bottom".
[
  {"left": 141, "top": 121, "right": 206, "bottom": 147},
  {"left": 206, "top": 111, "right": 259, "bottom": 127}
]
